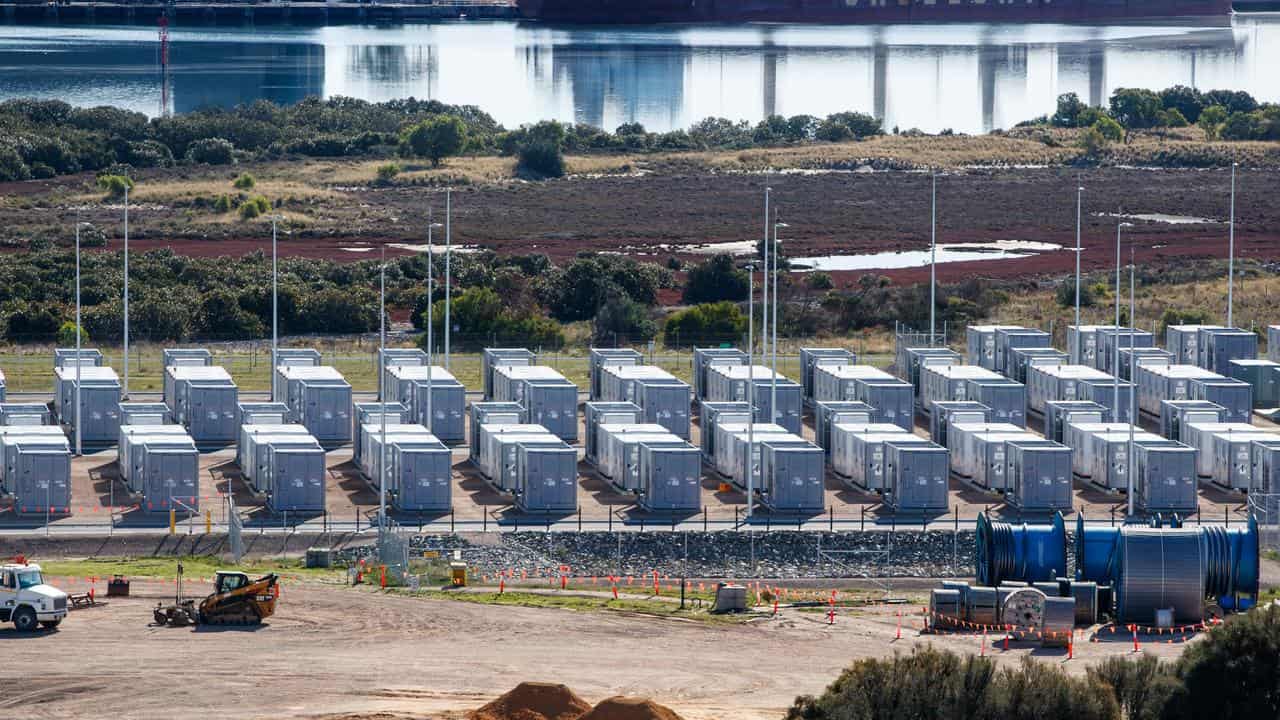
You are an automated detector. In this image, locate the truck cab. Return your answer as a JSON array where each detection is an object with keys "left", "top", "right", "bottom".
[{"left": 0, "top": 563, "right": 68, "bottom": 631}]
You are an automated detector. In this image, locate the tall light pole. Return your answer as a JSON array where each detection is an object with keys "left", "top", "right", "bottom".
[
  {"left": 1074, "top": 185, "right": 1084, "bottom": 363},
  {"left": 74, "top": 222, "right": 93, "bottom": 458},
  {"left": 1112, "top": 219, "right": 1132, "bottom": 422},
  {"left": 444, "top": 187, "right": 453, "bottom": 371},
  {"left": 772, "top": 219, "right": 788, "bottom": 424},
  {"left": 745, "top": 262, "right": 755, "bottom": 521},
  {"left": 378, "top": 241, "right": 387, "bottom": 531},
  {"left": 426, "top": 220, "right": 444, "bottom": 435},
  {"left": 929, "top": 170, "right": 938, "bottom": 347},
  {"left": 761, "top": 188, "right": 771, "bottom": 382},
  {"left": 271, "top": 215, "right": 280, "bottom": 400},
  {"left": 1227, "top": 162, "right": 1237, "bottom": 328},
  {"left": 122, "top": 184, "right": 130, "bottom": 397},
  {"left": 1127, "top": 242, "right": 1137, "bottom": 517}
]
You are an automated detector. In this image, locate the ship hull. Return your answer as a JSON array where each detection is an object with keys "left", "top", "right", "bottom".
[{"left": 516, "top": 0, "right": 1232, "bottom": 24}]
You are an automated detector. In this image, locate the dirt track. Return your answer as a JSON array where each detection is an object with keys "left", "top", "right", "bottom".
[{"left": 9, "top": 578, "right": 1201, "bottom": 720}]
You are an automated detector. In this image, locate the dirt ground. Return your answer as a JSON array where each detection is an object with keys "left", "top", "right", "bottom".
[
  {"left": 5, "top": 161, "right": 1276, "bottom": 287},
  {"left": 10, "top": 577, "right": 1203, "bottom": 720}
]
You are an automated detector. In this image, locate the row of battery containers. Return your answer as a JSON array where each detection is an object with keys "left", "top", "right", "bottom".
[
  {"left": 1026, "top": 364, "right": 1133, "bottom": 423},
  {"left": 1133, "top": 362, "right": 1252, "bottom": 422},
  {"left": 964, "top": 325, "right": 1051, "bottom": 376},
  {"left": 271, "top": 349, "right": 353, "bottom": 446},
  {"left": 1175, "top": 418, "right": 1280, "bottom": 494},
  {"left": 161, "top": 349, "right": 239, "bottom": 447},
  {"left": 356, "top": 422, "right": 452, "bottom": 513},
  {"left": 595, "top": 364, "right": 692, "bottom": 440},
  {"left": 482, "top": 350, "right": 578, "bottom": 444},
  {"left": 377, "top": 348, "right": 465, "bottom": 444},
  {"left": 0, "top": 426, "right": 70, "bottom": 515},
  {"left": 689, "top": 347, "right": 803, "bottom": 435},
  {"left": 916, "top": 362, "right": 1028, "bottom": 428},
  {"left": 697, "top": 401, "right": 823, "bottom": 513},
  {"left": 583, "top": 402, "right": 700, "bottom": 513},
  {"left": 472, "top": 419, "right": 577, "bottom": 514},
  {"left": 810, "top": 365, "right": 912, "bottom": 431},
  {"left": 825, "top": 419, "right": 948, "bottom": 513},
  {"left": 943, "top": 411, "right": 1071, "bottom": 512},
  {"left": 118, "top": 410, "right": 199, "bottom": 513},
  {"left": 237, "top": 403, "right": 326, "bottom": 513},
  {"left": 53, "top": 348, "right": 120, "bottom": 446}
]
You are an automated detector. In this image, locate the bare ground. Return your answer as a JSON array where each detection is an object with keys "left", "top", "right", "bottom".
[{"left": 11, "top": 577, "right": 1202, "bottom": 720}]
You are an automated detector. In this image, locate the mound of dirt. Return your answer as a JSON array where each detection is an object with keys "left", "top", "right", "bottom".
[
  {"left": 578, "top": 696, "right": 685, "bottom": 720},
  {"left": 470, "top": 682, "right": 592, "bottom": 720}
]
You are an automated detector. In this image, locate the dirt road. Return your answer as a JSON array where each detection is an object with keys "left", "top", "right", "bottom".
[{"left": 6, "top": 579, "right": 1198, "bottom": 720}]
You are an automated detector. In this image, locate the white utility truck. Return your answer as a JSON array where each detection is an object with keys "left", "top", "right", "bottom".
[{"left": 0, "top": 563, "right": 68, "bottom": 631}]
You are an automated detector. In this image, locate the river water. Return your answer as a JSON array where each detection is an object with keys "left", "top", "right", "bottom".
[{"left": 0, "top": 16, "right": 1276, "bottom": 134}]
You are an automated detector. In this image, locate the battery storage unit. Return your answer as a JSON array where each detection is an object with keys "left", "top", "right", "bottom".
[
  {"left": 994, "top": 327, "right": 1050, "bottom": 376},
  {"left": 1132, "top": 440, "right": 1198, "bottom": 514},
  {"left": 481, "top": 348, "right": 536, "bottom": 401},
  {"left": 1083, "top": 427, "right": 1165, "bottom": 489},
  {"left": 1096, "top": 328, "right": 1154, "bottom": 375},
  {"left": 278, "top": 366, "right": 353, "bottom": 446},
  {"left": 270, "top": 348, "right": 323, "bottom": 403},
  {"left": 1249, "top": 438, "right": 1280, "bottom": 494},
  {"left": 468, "top": 402, "right": 525, "bottom": 464},
  {"left": 491, "top": 365, "right": 578, "bottom": 443},
  {"left": 799, "top": 348, "right": 856, "bottom": 406},
  {"left": 897, "top": 347, "right": 962, "bottom": 397},
  {"left": 697, "top": 401, "right": 751, "bottom": 462},
  {"left": 118, "top": 402, "right": 171, "bottom": 427},
  {"left": 588, "top": 347, "right": 643, "bottom": 401},
  {"left": 965, "top": 378, "right": 1027, "bottom": 428},
  {"left": 883, "top": 441, "right": 948, "bottom": 512},
  {"left": 967, "top": 325, "right": 1022, "bottom": 370},
  {"left": 961, "top": 428, "right": 1041, "bottom": 491},
  {"left": 1, "top": 433, "right": 71, "bottom": 516},
  {"left": 136, "top": 442, "right": 200, "bottom": 514},
  {"left": 716, "top": 424, "right": 803, "bottom": 487},
  {"left": 758, "top": 441, "right": 825, "bottom": 513},
  {"left": 382, "top": 365, "right": 465, "bottom": 442},
  {"left": 928, "top": 401, "right": 991, "bottom": 447},
  {"left": 165, "top": 365, "right": 238, "bottom": 447},
  {"left": 1180, "top": 422, "right": 1257, "bottom": 479},
  {"left": 1135, "top": 363, "right": 1221, "bottom": 416},
  {"left": 0, "top": 402, "right": 54, "bottom": 426},
  {"left": 382, "top": 362, "right": 455, "bottom": 412},
  {"left": 600, "top": 365, "right": 692, "bottom": 439},
  {"left": 237, "top": 401, "right": 290, "bottom": 427},
  {"left": 476, "top": 423, "right": 559, "bottom": 488},
  {"left": 812, "top": 364, "right": 890, "bottom": 404},
  {"left": 1004, "top": 440, "right": 1072, "bottom": 512},
  {"left": 1006, "top": 347, "right": 1067, "bottom": 384},
  {"left": 598, "top": 427, "right": 684, "bottom": 492},
  {"left": 1026, "top": 364, "right": 1113, "bottom": 416},
  {"left": 377, "top": 348, "right": 429, "bottom": 400},
  {"left": 813, "top": 400, "right": 876, "bottom": 456},
  {"left": 1167, "top": 325, "right": 1221, "bottom": 366},
  {"left": 53, "top": 366, "right": 121, "bottom": 446},
  {"left": 830, "top": 423, "right": 924, "bottom": 491},
  {"left": 514, "top": 444, "right": 578, "bottom": 513},
  {"left": 389, "top": 435, "right": 453, "bottom": 513},
  {"left": 160, "top": 348, "right": 213, "bottom": 403},
  {"left": 1041, "top": 400, "right": 1103, "bottom": 444},
  {"left": 692, "top": 348, "right": 747, "bottom": 402},
  {"left": 583, "top": 401, "right": 642, "bottom": 465},
  {"left": 1117, "top": 347, "right": 1174, "bottom": 382},
  {"left": 352, "top": 402, "right": 412, "bottom": 470},
  {"left": 705, "top": 365, "right": 802, "bottom": 434},
  {"left": 266, "top": 443, "right": 327, "bottom": 513},
  {"left": 238, "top": 424, "right": 319, "bottom": 491},
  {"left": 54, "top": 347, "right": 104, "bottom": 369},
  {"left": 360, "top": 423, "right": 432, "bottom": 485},
  {"left": 118, "top": 425, "right": 194, "bottom": 493},
  {"left": 1189, "top": 377, "right": 1252, "bottom": 424},
  {"left": 1075, "top": 378, "right": 1135, "bottom": 424},
  {"left": 1158, "top": 399, "right": 1227, "bottom": 442},
  {"left": 1229, "top": 359, "right": 1280, "bottom": 408},
  {"left": 1198, "top": 327, "right": 1258, "bottom": 375},
  {"left": 1067, "top": 325, "right": 1116, "bottom": 368},
  {"left": 855, "top": 377, "right": 914, "bottom": 431},
  {"left": 918, "top": 364, "right": 1000, "bottom": 413},
  {"left": 1209, "top": 429, "right": 1278, "bottom": 491},
  {"left": 637, "top": 443, "right": 701, "bottom": 513}
]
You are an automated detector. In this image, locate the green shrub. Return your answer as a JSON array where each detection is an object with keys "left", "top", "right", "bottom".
[
  {"left": 96, "top": 173, "right": 134, "bottom": 199},
  {"left": 237, "top": 195, "right": 271, "bottom": 220},
  {"left": 185, "top": 137, "right": 235, "bottom": 165},
  {"left": 232, "top": 172, "right": 256, "bottom": 190},
  {"left": 1055, "top": 276, "right": 1095, "bottom": 308},
  {"left": 517, "top": 140, "right": 565, "bottom": 179},
  {"left": 375, "top": 162, "right": 401, "bottom": 183},
  {"left": 682, "top": 254, "right": 748, "bottom": 305},
  {"left": 592, "top": 294, "right": 656, "bottom": 345},
  {"left": 55, "top": 321, "right": 88, "bottom": 347},
  {"left": 662, "top": 301, "right": 746, "bottom": 347},
  {"left": 212, "top": 194, "right": 234, "bottom": 213},
  {"left": 400, "top": 115, "right": 467, "bottom": 166},
  {"left": 1168, "top": 605, "right": 1280, "bottom": 720}
]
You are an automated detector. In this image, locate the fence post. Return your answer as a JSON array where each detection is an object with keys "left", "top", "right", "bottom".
[{"left": 829, "top": 506, "right": 833, "bottom": 532}]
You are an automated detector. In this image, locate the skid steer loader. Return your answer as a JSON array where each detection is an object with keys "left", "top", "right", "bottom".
[{"left": 153, "top": 563, "right": 280, "bottom": 627}]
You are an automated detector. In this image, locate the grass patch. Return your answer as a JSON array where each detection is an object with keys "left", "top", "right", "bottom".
[
  {"left": 38, "top": 556, "right": 345, "bottom": 583},
  {"left": 395, "top": 588, "right": 747, "bottom": 624}
]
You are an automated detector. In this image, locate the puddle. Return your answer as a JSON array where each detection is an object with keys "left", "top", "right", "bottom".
[
  {"left": 386, "top": 243, "right": 480, "bottom": 255},
  {"left": 1098, "top": 212, "right": 1220, "bottom": 225},
  {"left": 789, "top": 240, "right": 1062, "bottom": 272},
  {"left": 663, "top": 240, "right": 756, "bottom": 256}
]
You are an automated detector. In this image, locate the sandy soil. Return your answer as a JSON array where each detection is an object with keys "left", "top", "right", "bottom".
[{"left": 9, "top": 578, "right": 1201, "bottom": 720}]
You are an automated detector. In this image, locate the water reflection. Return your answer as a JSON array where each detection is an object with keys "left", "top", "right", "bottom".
[{"left": 0, "top": 17, "right": 1273, "bottom": 133}]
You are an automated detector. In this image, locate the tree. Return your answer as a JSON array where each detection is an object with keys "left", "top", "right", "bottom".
[
  {"left": 815, "top": 111, "right": 882, "bottom": 141},
  {"left": 96, "top": 174, "right": 134, "bottom": 199},
  {"left": 1093, "top": 115, "right": 1124, "bottom": 143},
  {"left": 1160, "top": 85, "right": 1206, "bottom": 124},
  {"left": 1202, "top": 89, "right": 1258, "bottom": 116},
  {"left": 194, "top": 290, "right": 264, "bottom": 339},
  {"left": 1051, "top": 92, "right": 1087, "bottom": 127},
  {"left": 400, "top": 115, "right": 467, "bottom": 166},
  {"left": 517, "top": 140, "right": 565, "bottom": 178},
  {"left": 1109, "top": 88, "right": 1163, "bottom": 129},
  {"left": 1198, "top": 105, "right": 1228, "bottom": 139},
  {"left": 682, "top": 254, "right": 749, "bottom": 305},
  {"left": 662, "top": 301, "right": 746, "bottom": 347},
  {"left": 806, "top": 272, "right": 834, "bottom": 292},
  {"left": 592, "top": 294, "right": 656, "bottom": 345},
  {"left": 1055, "top": 276, "right": 1095, "bottom": 308},
  {"left": 375, "top": 163, "right": 401, "bottom": 184},
  {"left": 1157, "top": 108, "right": 1189, "bottom": 129},
  {"left": 1221, "top": 111, "right": 1262, "bottom": 141},
  {"left": 56, "top": 321, "right": 88, "bottom": 347},
  {"left": 1169, "top": 606, "right": 1280, "bottom": 720},
  {"left": 185, "top": 137, "right": 235, "bottom": 165},
  {"left": 1078, "top": 127, "right": 1108, "bottom": 157},
  {"left": 232, "top": 173, "right": 256, "bottom": 190}
]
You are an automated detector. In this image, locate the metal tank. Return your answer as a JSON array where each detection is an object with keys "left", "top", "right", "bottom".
[{"left": 1114, "top": 527, "right": 1205, "bottom": 624}]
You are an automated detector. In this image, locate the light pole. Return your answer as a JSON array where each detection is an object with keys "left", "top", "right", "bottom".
[
  {"left": 73, "top": 222, "right": 93, "bottom": 458},
  {"left": 122, "top": 184, "right": 130, "bottom": 397},
  {"left": 1074, "top": 185, "right": 1084, "bottom": 363},
  {"left": 745, "top": 262, "right": 755, "bottom": 521},
  {"left": 1112, "top": 219, "right": 1132, "bottom": 421},
  {"left": 761, "top": 188, "right": 771, "bottom": 383},
  {"left": 929, "top": 170, "right": 938, "bottom": 347},
  {"left": 444, "top": 187, "right": 453, "bottom": 371},
  {"left": 426, "top": 220, "right": 444, "bottom": 435},
  {"left": 1227, "top": 162, "right": 1237, "bottom": 328},
  {"left": 772, "top": 220, "right": 788, "bottom": 424},
  {"left": 378, "top": 241, "right": 388, "bottom": 531},
  {"left": 271, "top": 215, "right": 280, "bottom": 400},
  {"left": 1127, "top": 242, "right": 1137, "bottom": 517}
]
